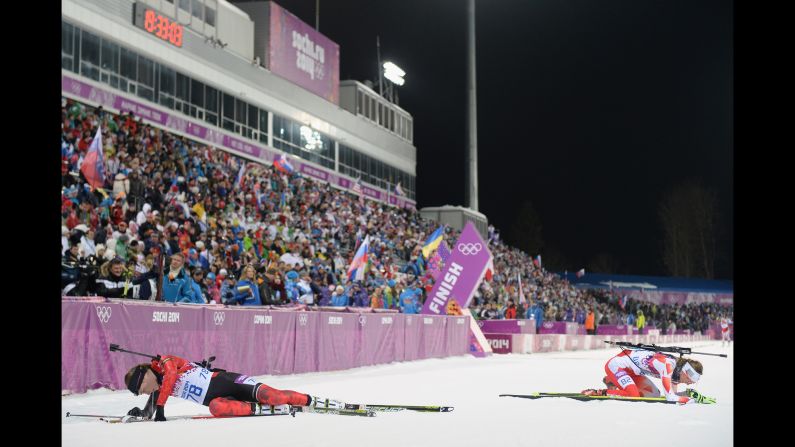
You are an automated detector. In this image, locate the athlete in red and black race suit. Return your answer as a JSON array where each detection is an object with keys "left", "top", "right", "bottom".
[
  {"left": 581, "top": 349, "right": 704, "bottom": 405},
  {"left": 125, "top": 354, "right": 343, "bottom": 421}
]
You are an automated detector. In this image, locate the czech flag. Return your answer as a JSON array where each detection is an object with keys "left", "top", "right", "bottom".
[
  {"left": 534, "top": 255, "right": 542, "bottom": 268},
  {"left": 576, "top": 268, "right": 586, "bottom": 278},
  {"left": 80, "top": 126, "right": 105, "bottom": 190},
  {"left": 347, "top": 235, "right": 370, "bottom": 282},
  {"left": 421, "top": 226, "right": 445, "bottom": 259},
  {"left": 394, "top": 181, "right": 405, "bottom": 197},
  {"left": 619, "top": 295, "right": 628, "bottom": 310},
  {"left": 273, "top": 154, "right": 295, "bottom": 174}
]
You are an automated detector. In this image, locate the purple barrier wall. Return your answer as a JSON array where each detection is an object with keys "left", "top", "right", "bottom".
[
  {"left": 538, "top": 321, "right": 583, "bottom": 335},
  {"left": 477, "top": 319, "right": 537, "bottom": 334},
  {"left": 483, "top": 333, "right": 512, "bottom": 354},
  {"left": 597, "top": 324, "right": 633, "bottom": 335},
  {"left": 62, "top": 300, "right": 469, "bottom": 394}
]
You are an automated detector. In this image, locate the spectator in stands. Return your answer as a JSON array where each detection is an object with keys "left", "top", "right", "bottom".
[
  {"left": 231, "top": 265, "right": 262, "bottom": 306},
  {"left": 189, "top": 268, "right": 207, "bottom": 304},
  {"left": 504, "top": 299, "right": 517, "bottom": 319},
  {"left": 96, "top": 258, "right": 157, "bottom": 300},
  {"left": 585, "top": 307, "right": 596, "bottom": 335},
  {"left": 203, "top": 272, "right": 221, "bottom": 304},
  {"left": 162, "top": 252, "right": 196, "bottom": 303},
  {"left": 331, "top": 285, "right": 348, "bottom": 307},
  {"left": 479, "top": 301, "right": 500, "bottom": 320},
  {"left": 636, "top": 310, "right": 646, "bottom": 332}
]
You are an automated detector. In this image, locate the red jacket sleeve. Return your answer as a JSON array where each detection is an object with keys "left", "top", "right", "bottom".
[{"left": 150, "top": 355, "right": 191, "bottom": 407}]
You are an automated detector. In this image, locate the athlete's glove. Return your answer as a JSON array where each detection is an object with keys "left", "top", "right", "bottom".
[
  {"left": 127, "top": 407, "right": 144, "bottom": 417},
  {"left": 154, "top": 405, "right": 167, "bottom": 422},
  {"left": 686, "top": 389, "right": 717, "bottom": 404}
]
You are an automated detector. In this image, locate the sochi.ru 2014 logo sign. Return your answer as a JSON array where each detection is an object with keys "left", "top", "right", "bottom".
[
  {"left": 95, "top": 306, "right": 112, "bottom": 323},
  {"left": 457, "top": 243, "right": 482, "bottom": 256},
  {"left": 298, "top": 313, "right": 309, "bottom": 326},
  {"left": 359, "top": 315, "right": 367, "bottom": 326},
  {"left": 213, "top": 312, "right": 225, "bottom": 326}
]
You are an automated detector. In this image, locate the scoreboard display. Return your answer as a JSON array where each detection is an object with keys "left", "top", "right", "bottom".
[{"left": 132, "top": 2, "right": 184, "bottom": 48}]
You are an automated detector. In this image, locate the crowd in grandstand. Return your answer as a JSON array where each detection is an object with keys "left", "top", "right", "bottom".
[{"left": 60, "top": 98, "right": 731, "bottom": 334}]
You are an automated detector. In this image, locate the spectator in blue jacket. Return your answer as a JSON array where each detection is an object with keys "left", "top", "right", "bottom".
[
  {"left": 284, "top": 270, "right": 300, "bottom": 303},
  {"left": 162, "top": 252, "right": 197, "bottom": 303},
  {"left": 232, "top": 265, "right": 262, "bottom": 306},
  {"left": 188, "top": 268, "right": 207, "bottom": 303},
  {"left": 525, "top": 300, "right": 544, "bottom": 331},
  {"left": 330, "top": 285, "right": 348, "bottom": 306},
  {"left": 399, "top": 287, "right": 420, "bottom": 314}
]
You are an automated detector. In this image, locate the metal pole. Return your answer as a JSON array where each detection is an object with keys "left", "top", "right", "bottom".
[
  {"left": 316, "top": 0, "right": 320, "bottom": 30},
  {"left": 466, "top": 0, "right": 478, "bottom": 211}
]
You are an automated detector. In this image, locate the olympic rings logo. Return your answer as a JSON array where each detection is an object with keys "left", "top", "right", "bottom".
[
  {"left": 213, "top": 312, "right": 225, "bottom": 326},
  {"left": 458, "top": 243, "right": 482, "bottom": 256},
  {"left": 95, "top": 306, "right": 112, "bottom": 323}
]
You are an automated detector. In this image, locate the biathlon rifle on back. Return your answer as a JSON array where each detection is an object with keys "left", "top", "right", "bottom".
[
  {"left": 108, "top": 343, "right": 225, "bottom": 371},
  {"left": 604, "top": 341, "right": 727, "bottom": 358}
]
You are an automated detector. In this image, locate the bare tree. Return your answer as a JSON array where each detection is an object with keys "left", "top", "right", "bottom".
[{"left": 658, "top": 181, "right": 718, "bottom": 278}]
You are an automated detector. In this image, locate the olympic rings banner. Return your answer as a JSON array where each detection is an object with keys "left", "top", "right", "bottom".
[
  {"left": 62, "top": 299, "right": 469, "bottom": 394},
  {"left": 421, "top": 222, "right": 493, "bottom": 316}
]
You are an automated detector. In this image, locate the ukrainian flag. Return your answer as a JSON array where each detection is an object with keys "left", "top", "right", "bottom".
[{"left": 421, "top": 226, "right": 445, "bottom": 259}]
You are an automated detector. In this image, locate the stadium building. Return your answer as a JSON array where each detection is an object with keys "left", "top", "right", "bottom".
[{"left": 62, "top": 0, "right": 417, "bottom": 207}]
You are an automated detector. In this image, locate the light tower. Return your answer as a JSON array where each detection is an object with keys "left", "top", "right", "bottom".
[{"left": 466, "top": 0, "right": 478, "bottom": 211}]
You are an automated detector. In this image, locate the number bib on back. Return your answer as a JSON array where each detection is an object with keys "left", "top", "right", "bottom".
[{"left": 171, "top": 365, "right": 212, "bottom": 404}]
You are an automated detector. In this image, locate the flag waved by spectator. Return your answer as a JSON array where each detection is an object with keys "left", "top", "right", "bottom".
[{"left": 347, "top": 235, "right": 370, "bottom": 282}]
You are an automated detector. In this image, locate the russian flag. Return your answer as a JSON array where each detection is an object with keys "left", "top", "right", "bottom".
[
  {"left": 234, "top": 162, "right": 246, "bottom": 189},
  {"left": 619, "top": 295, "right": 628, "bottom": 310},
  {"left": 576, "top": 268, "right": 586, "bottom": 278},
  {"left": 80, "top": 126, "right": 105, "bottom": 190},
  {"left": 347, "top": 235, "right": 370, "bottom": 282},
  {"left": 273, "top": 154, "right": 295, "bottom": 174}
]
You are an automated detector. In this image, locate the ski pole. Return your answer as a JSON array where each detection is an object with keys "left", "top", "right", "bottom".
[{"left": 65, "top": 412, "right": 124, "bottom": 419}]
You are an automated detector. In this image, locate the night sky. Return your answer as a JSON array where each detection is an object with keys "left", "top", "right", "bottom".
[{"left": 234, "top": 0, "right": 733, "bottom": 279}]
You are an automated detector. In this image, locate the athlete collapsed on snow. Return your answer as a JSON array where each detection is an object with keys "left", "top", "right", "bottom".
[
  {"left": 580, "top": 348, "right": 715, "bottom": 404},
  {"left": 124, "top": 353, "right": 345, "bottom": 421}
]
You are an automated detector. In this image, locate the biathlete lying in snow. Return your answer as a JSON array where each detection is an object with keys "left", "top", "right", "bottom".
[
  {"left": 124, "top": 354, "right": 345, "bottom": 421},
  {"left": 580, "top": 348, "right": 716, "bottom": 404}
]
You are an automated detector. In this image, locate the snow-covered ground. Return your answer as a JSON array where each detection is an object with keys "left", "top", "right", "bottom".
[{"left": 62, "top": 341, "right": 733, "bottom": 447}]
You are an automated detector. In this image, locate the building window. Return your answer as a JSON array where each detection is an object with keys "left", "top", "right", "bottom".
[
  {"left": 205, "top": 6, "right": 216, "bottom": 27},
  {"left": 179, "top": 0, "right": 190, "bottom": 12},
  {"left": 136, "top": 55, "right": 155, "bottom": 100},
  {"left": 62, "top": 21, "right": 75, "bottom": 71},
  {"left": 120, "top": 47, "right": 137, "bottom": 82},
  {"left": 192, "top": 0, "right": 204, "bottom": 20},
  {"left": 190, "top": 79, "right": 204, "bottom": 108},
  {"left": 80, "top": 30, "right": 100, "bottom": 81},
  {"left": 100, "top": 39, "right": 119, "bottom": 74}
]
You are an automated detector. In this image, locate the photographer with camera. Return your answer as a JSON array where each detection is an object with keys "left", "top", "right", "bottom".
[{"left": 95, "top": 258, "right": 158, "bottom": 300}]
